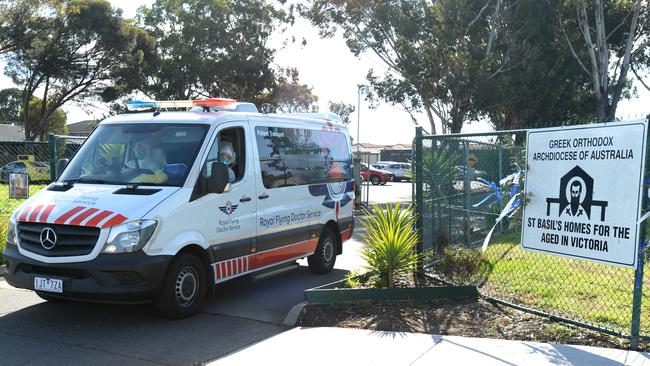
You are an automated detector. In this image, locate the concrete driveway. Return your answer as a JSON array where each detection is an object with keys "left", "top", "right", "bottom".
[{"left": 0, "top": 227, "right": 368, "bottom": 366}]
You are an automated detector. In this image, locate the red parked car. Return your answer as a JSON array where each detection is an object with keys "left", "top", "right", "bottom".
[{"left": 360, "top": 163, "right": 393, "bottom": 185}]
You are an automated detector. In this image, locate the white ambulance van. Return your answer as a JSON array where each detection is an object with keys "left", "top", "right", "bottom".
[{"left": 3, "top": 98, "right": 355, "bottom": 317}]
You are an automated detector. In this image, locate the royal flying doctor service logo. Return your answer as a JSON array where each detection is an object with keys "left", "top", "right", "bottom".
[{"left": 218, "top": 201, "right": 238, "bottom": 216}]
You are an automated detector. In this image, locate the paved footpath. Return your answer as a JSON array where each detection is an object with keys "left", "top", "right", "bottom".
[{"left": 211, "top": 327, "right": 650, "bottom": 366}]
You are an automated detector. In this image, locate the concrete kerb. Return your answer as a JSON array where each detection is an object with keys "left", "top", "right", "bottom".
[{"left": 282, "top": 302, "right": 306, "bottom": 326}]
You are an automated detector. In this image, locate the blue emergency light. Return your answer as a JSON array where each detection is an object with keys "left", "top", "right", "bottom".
[{"left": 126, "top": 100, "right": 158, "bottom": 112}]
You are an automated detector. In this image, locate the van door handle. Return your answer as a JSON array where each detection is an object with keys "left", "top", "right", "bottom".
[
  {"left": 240, "top": 196, "right": 252, "bottom": 202},
  {"left": 258, "top": 193, "right": 269, "bottom": 200}
]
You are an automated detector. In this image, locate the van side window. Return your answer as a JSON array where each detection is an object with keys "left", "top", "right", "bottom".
[
  {"left": 255, "top": 126, "right": 352, "bottom": 189},
  {"left": 203, "top": 127, "right": 246, "bottom": 183}
]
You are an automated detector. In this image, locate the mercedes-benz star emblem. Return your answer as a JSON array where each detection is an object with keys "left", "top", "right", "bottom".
[{"left": 40, "top": 227, "right": 57, "bottom": 250}]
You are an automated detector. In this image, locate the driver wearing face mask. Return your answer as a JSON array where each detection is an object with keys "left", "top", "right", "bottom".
[
  {"left": 127, "top": 140, "right": 167, "bottom": 183},
  {"left": 219, "top": 141, "right": 237, "bottom": 183}
]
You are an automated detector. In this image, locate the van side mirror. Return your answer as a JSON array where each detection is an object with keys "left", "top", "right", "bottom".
[
  {"left": 55, "top": 158, "right": 69, "bottom": 177},
  {"left": 208, "top": 162, "right": 230, "bottom": 194}
]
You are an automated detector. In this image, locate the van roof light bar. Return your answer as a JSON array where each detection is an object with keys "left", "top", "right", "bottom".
[{"left": 126, "top": 98, "right": 258, "bottom": 113}]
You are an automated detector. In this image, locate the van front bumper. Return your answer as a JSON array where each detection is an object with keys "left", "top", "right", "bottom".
[{"left": 2, "top": 243, "right": 172, "bottom": 304}]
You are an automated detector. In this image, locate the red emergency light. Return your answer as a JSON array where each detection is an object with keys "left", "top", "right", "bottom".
[{"left": 192, "top": 98, "right": 238, "bottom": 109}]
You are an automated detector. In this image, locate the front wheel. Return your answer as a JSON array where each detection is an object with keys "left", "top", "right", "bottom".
[
  {"left": 308, "top": 228, "right": 338, "bottom": 274},
  {"left": 155, "top": 253, "right": 207, "bottom": 318}
]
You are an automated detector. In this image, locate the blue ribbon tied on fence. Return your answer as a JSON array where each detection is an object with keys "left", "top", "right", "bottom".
[{"left": 478, "top": 171, "right": 523, "bottom": 252}]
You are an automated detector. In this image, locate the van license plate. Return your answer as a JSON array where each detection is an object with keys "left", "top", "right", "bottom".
[{"left": 34, "top": 277, "right": 63, "bottom": 293}]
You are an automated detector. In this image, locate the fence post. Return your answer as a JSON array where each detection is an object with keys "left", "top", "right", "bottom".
[
  {"left": 498, "top": 146, "right": 504, "bottom": 233},
  {"left": 414, "top": 127, "right": 424, "bottom": 269},
  {"left": 463, "top": 140, "right": 470, "bottom": 247},
  {"left": 631, "top": 116, "right": 650, "bottom": 349},
  {"left": 48, "top": 133, "right": 57, "bottom": 182}
]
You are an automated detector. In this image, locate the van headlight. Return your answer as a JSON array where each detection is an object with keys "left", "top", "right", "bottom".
[
  {"left": 6, "top": 214, "right": 17, "bottom": 246},
  {"left": 102, "top": 220, "right": 157, "bottom": 254}
]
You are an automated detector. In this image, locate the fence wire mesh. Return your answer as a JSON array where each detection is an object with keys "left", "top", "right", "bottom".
[
  {"left": 0, "top": 134, "right": 86, "bottom": 184},
  {"left": 415, "top": 125, "right": 650, "bottom": 342}
]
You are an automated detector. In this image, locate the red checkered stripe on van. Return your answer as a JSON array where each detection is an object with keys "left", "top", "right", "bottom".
[
  {"left": 211, "top": 237, "right": 321, "bottom": 284},
  {"left": 16, "top": 205, "right": 128, "bottom": 229},
  {"left": 212, "top": 256, "right": 250, "bottom": 284}
]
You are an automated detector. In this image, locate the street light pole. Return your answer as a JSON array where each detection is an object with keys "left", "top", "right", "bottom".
[{"left": 356, "top": 84, "right": 368, "bottom": 153}]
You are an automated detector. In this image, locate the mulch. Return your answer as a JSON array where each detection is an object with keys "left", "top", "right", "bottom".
[{"left": 298, "top": 296, "right": 641, "bottom": 350}]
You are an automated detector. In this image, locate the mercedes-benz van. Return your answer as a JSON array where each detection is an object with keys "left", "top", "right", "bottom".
[{"left": 3, "top": 98, "right": 354, "bottom": 317}]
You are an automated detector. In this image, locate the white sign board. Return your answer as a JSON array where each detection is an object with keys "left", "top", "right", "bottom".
[{"left": 521, "top": 120, "right": 647, "bottom": 268}]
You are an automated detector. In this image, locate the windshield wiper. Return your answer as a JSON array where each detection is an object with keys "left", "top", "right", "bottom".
[{"left": 61, "top": 178, "right": 113, "bottom": 185}]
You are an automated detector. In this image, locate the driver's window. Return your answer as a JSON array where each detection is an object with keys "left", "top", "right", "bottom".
[{"left": 203, "top": 126, "right": 246, "bottom": 184}]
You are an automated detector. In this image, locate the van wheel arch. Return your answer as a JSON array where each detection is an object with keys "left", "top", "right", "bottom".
[
  {"left": 323, "top": 220, "right": 342, "bottom": 255},
  {"left": 155, "top": 244, "right": 211, "bottom": 318}
]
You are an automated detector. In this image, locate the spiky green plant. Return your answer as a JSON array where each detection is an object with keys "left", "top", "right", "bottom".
[{"left": 361, "top": 203, "right": 420, "bottom": 288}]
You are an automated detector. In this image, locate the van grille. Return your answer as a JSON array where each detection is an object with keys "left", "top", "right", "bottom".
[{"left": 17, "top": 222, "right": 100, "bottom": 257}]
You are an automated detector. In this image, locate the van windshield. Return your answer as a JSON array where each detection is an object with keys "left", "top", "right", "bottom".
[{"left": 58, "top": 123, "right": 209, "bottom": 186}]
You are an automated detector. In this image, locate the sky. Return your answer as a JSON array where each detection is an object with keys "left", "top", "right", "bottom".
[{"left": 1, "top": 0, "right": 648, "bottom": 145}]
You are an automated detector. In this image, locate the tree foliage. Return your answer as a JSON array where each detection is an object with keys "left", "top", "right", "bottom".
[
  {"left": 0, "top": 88, "right": 21, "bottom": 122},
  {"left": 328, "top": 101, "right": 355, "bottom": 124},
  {"left": 302, "top": 0, "right": 644, "bottom": 132},
  {"left": 3, "top": 0, "right": 155, "bottom": 140},
  {"left": 137, "top": 0, "right": 290, "bottom": 101},
  {"left": 18, "top": 98, "right": 67, "bottom": 139},
  {"left": 474, "top": 0, "right": 596, "bottom": 130},
  {"left": 260, "top": 68, "right": 318, "bottom": 113},
  {"left": 0, "top": 0, "right": 54, "bottom": 55},
  {"left": 558, "top": 0, "right": 649, "bottom": 122},
  {"left": 301, "top": 0, "right": 498, "bottom": 134}
]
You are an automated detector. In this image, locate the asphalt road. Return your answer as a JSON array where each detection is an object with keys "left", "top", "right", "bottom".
[
  {"left": 360, "top": 180, "right": 412, "bottom": 206},
  {"left": 0, "top": 183, "right": 407, "bottom": 365},
  {"left": 0, "top": 226, "right": 369, "bottom": 366}
]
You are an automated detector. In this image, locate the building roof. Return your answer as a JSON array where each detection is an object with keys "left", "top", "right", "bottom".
[{"left": 67, "top": 119, "right": 98, "bottom": 135}]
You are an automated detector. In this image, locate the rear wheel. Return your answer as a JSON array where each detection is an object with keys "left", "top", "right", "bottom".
[
  {"left": 370, "top": 175, "right": 380, "bottom": 185},
  {"left": 155, "top": 253, "right": 207, "bottom": 318},
  {"left": 308, "top": 228, "right": 338, "bottom": 274}
]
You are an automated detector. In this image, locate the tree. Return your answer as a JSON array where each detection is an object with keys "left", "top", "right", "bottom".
[
  {"left": 18, "top": 98, "right": 67, "bottom": 139},
  {"left": 0, "top": 88, "right": 22, "bottom": 122},
  {"left": 559, "top": 0, "right": 649, "bottom": 122},
  {"left": 4, "top": 0, "right": 155, "bottom": 141},
  {"left": 261, "top": 68, "right": 318, "bottom": 113},
  {"left": 0, "top": 0, "right": 53, "bottom": 55},
  {"left": 301, "top": 0, "right": 501, "bottom": 134},
  {"left": 474, "top": 0, "right": 596, "bottom": 130},
  {"left": 137, "top": 0, "right": 290, "bottom": 101},
  {"left": 328, "top": 101, "right": 355, "bottom": 124}
]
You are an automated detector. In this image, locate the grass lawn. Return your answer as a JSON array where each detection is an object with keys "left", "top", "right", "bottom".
[
  {"left": 482, "top": 231, "right": 647, "bottom": 334},
  {"left": 0, "top": 184, "right": 46, "bottom": 263}
]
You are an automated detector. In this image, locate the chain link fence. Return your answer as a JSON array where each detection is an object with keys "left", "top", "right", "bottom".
[
  {"left": 0, "top": 134, "right": 86, "bottom": 184},
  {"left": 413, "top": 118, "right": 650, "bottom": 346}
]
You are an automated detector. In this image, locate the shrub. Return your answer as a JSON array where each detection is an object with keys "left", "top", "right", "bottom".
[
  {"left": 343, "top": 269, "right": 362, "bottom": 288},
  {"left": 436, "top": 246, "right": 490, "bottom": 285},
  {"left": 361, "top": 203, "right": 420, "bottom": 288}
]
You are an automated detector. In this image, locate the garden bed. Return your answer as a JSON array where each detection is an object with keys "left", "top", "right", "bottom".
[
  {"left": 304, "top": 273, "right": 476, "bottom": 304},
  {"left": 297, "top": 297, "right": 637, "bottom": 350}
]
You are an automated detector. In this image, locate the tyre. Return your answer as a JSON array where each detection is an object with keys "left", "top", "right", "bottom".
[
  {"left": 308, "top": 228, "right": 338, "bottom": 274},
  {"left": 370, "top": 175, "right": 380, "bottom": 185},
  {"left": 393, "top": 177, "right": 402, "bottom": 182},
  {"left": 155, "top": 253, "right": 207, "bottom": 318}
]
